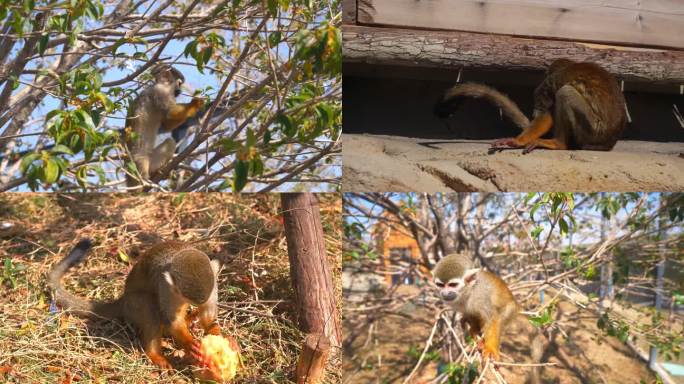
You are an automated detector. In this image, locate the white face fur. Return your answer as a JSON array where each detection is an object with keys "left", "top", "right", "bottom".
[{"left": 434, "top": 268, "right": 479, "bottom": 301}]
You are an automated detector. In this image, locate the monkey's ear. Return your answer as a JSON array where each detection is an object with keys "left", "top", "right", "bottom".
[{"left": 463, "top": 268, "right": 480, "bottom": 285}]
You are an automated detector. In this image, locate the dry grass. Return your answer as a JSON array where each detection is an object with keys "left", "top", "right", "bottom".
[{"left": 0, "top": 193, "right": 341, "bottom": 383}]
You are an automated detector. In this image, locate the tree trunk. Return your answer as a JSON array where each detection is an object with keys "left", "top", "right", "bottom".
[{"left": 281, "top": 193, "right": 341, "bottom": 383}]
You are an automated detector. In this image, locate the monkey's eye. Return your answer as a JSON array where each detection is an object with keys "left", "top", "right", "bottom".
[
  {"left": 447, "top": 282, "right": 459, "bottom": 288},
  {"left": 435, "top": 282, "right": 444, "bottom": 288}
]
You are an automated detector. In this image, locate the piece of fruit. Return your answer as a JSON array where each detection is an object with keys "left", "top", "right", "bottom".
[{"left": 193, "top": 334, "right": 241, "bottom": 382}]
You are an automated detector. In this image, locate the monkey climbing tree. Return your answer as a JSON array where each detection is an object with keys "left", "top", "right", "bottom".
[
  {"left": 0, "top": 0, "right": 341, "bottom": 192},
  {"left": 342, "top": 192, "right": 684, "bottom": 383}
]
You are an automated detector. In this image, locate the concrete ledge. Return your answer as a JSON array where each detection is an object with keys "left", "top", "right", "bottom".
[{"left": 342, "top": 134, "right": 684, "bottom": 192}]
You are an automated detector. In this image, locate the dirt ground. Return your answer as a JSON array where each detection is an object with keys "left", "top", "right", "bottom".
[
  {"left": 0, "top": 194, "right": 341, "bottom": 384},
  {"left": 343, "top": 284, "right": 658, "bottom": 384},
  {"left": 342, "top": 134, "right": 684, "bottom": 192}
]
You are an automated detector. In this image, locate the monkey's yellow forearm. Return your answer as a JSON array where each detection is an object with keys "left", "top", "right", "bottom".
[
  {"left": 514, "top": 112, "right": 553, "bottom": 146},
  {"left": 161, "top": 99, "right": 205, "bottom": 132}
]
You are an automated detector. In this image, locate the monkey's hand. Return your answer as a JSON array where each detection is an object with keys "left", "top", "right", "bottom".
[
  {"left": 190, "top": 97, "right": 206, "bottom": 110},
  {"left": 205, "top": 322, "right": 222, "bottom": 336},
  {"left": 188, "top": 339, "right": 204, "bottom": 362},
  {"left": 185, "top": 308, "right": 199, "bottom": 328},
  {"left": 188, "top": 338, "right": 223, "bottom": 381}
]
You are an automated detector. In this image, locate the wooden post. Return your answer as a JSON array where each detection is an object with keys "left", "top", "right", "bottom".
[
  {"left": 295, "top": 333, "right": 332, "bottom": 384},
  {"left": 281, "top": 193, "right": 341, "bottom": 383}
]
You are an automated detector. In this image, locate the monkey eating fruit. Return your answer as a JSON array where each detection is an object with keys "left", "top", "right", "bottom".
[
  {"left": 435, "top": 59, "right": 626, "bottom": 153},
  {"left": 47, "top": 239, "right": 225, "bottom": 379},
  {"left": 124, "top": 64, "right": 205, "bottom": 187},
  {"left": 433, "top": 253, "right": 544, "bottom": 383}
]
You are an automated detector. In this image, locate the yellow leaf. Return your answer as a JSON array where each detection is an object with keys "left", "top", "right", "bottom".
[{"left": 118, "top": 250, "right": 129, "bottom": 263}]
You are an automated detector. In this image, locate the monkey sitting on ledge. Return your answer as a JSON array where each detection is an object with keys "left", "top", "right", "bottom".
[
  {"left": 435, "top": 59, "right": 627, "bottom": 153},
  {"left": 47, "top": 239, "right": 229, "bottom": 381}
]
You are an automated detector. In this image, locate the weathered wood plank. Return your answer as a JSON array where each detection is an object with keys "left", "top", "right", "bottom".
[
  {"left": 357, "top": 0, "right": 684, "bottom": 50},
  {"left": 342, "top": 0, "right": 356, "bottom": 24},
  {"left": 342, "top": 25, "right": 684, "bottom": 85}
]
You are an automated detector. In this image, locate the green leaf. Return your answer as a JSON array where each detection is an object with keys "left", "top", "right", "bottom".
[
  {"left": 246, "top": 128, "right": 257, "bottom": 147},
  {"left": 530, "top": 202, "right": 541, "bottom": 221},
  {"left": 530, "top": 226, "right": 543, "bottom": 239},
  {"left": 75, "top": 109, "right": 96, "bottom": 130},
  {"left": 219, "top": 138, "right": 240, "bottom": 153},
  {"left": 44, "top": 158, "right": 59, "bottom": 183},
  {"left": 38, "top": 33, "right": 49, "bottom": 56},
  {"left": 202, "top": 47, "right": 213, "bottom": 65},
  {"left": 183, "top": 40, "right": 198, "bottom": 58},
  {"left": 249, "top": 157, "right": 264, "bottom": 176},
  {"left": 559, "top": 218, "right": 568, "bottom": 236},
  {"left": 275, "top": 113, "right": 295, "bottom": 137},
  {"left": 269, "top": 31, "right": 282, "bottom": 46},
  {"left": 50, "top": 144, "right": 74, "bottom": 155},
  {"left": 262, "top": 128, "right": 271, "bottom": 146},
  {"left": 267, "top": 0, "right": 278, "bottom": 16},
  {"left": 232, "top": 160, "right": 248, "bottom": 192},
  {"left": 19, "top": 153, "right": 40, "bottom": 173},
  {"left": 92, "top": 165, "right": 106, "bottom": 184}
]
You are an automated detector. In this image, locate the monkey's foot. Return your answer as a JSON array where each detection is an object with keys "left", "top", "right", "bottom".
[
  {"left": 522, "top": 143, "right": 538, "bottom": 154},
  {"left": 490, "top": 138, "right": 524, "bottom": 150},
  {"left": 481, "top": 346, "right": 500, "bottom": 361},
  {"left": 149, "top": 354, "right": 173, "bottom": 370},
  {"left": 523, "top": 138, "right": 567, "bottom": 153}
]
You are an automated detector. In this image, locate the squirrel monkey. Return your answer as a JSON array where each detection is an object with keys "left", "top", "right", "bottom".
[
  {"left": 435, "top": 59, "right": 626, "bottom": 153},
  {"left": 433, "top": 253, "right": 544, "bottom": 383},
  {"left": 125, "top": 64, "right": 205, "bottom": 187},
  {"left": 47, "top": 239, "right": 226, "bottom": 380}
]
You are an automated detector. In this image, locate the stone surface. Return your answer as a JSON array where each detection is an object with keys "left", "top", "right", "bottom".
[{"left": 343, "top": 134, "right": 684, "bottom": 192}]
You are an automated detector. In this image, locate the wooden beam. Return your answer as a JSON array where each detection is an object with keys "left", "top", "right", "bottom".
[
  {"left": 357, "top": 0, "right": 684, "bottom": 50},
  {"left": 342, "top": 0, "right": 356, "bottom": 24},
  {"left": 343, "top": 25, "right": 684, "bottom": 85}
]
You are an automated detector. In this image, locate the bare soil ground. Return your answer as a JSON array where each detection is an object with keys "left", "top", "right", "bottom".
[
  {"left": 0, "top": 194, "right": 341, "bottom": 384},
  {"left": 342, "top": 134, "right": 684, "bottom": 192},
  {"left": 343, "top": 284, "right": 658, "bottom": 384}
]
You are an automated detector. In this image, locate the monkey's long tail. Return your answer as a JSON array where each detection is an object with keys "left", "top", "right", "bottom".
[
  {"left": 47, "top": 239, "right": 122, "bottom": 319},
  {"left": 434, "top": 82, "right": 531, "bottom": 129}
]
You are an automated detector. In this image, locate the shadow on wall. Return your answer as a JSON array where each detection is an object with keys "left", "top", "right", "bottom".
[{"left": 343, "top": 65, "right": 684, "bottom": 142}]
